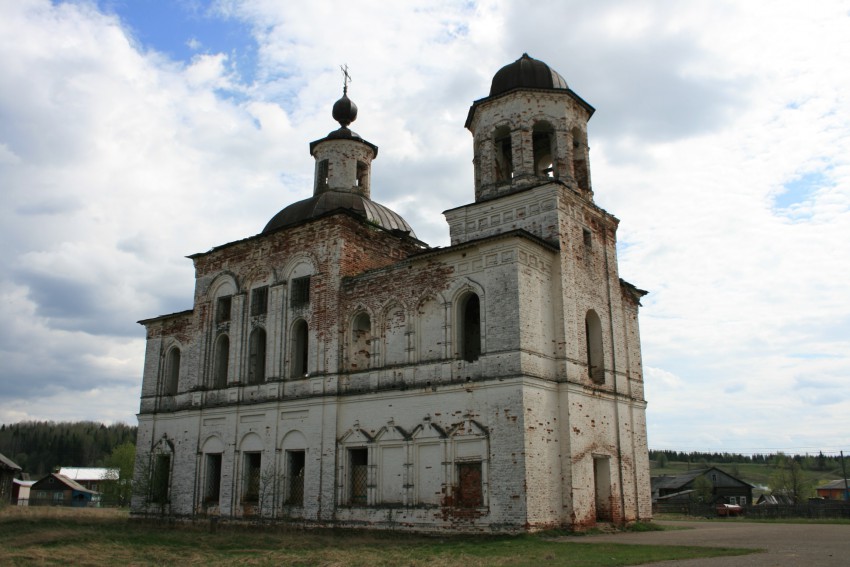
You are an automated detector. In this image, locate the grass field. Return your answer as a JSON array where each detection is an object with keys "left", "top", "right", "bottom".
[{"left": 0, "top": 507, "right": 757, "bottom": 567}]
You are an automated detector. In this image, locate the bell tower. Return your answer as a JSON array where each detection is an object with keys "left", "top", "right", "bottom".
[{"left": 464, "top": 53, "right": 595, "bottom": 203}]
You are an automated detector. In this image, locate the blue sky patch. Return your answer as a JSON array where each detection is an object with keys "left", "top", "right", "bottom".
[
  {"left": 773, "top": 170, "right": 826, "bottom": 209},
  {"left": 97, "top": 0, "right": 257, "bottom": 82}
]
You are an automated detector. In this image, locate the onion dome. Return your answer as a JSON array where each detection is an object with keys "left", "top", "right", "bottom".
[
  {"left": 489, "top": 53, "right": 568, "bottom": 96},
  {"left": 332, "top": 90, "right": 358, "bottom": 127},
  {"left": 262, "top": 190, "right": 416, "bottom": 237}
]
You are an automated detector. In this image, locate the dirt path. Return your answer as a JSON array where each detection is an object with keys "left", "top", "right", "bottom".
[{"left": 580, "top": 520, "right": 850, "bottom": 566}]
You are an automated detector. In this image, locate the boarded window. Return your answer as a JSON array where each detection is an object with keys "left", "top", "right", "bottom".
[
  {"left": 350, "top": 313, "right": 371, "bottom": 370},
  {"left": 205, "top": 454, "right": 222, "bottom": 503},
  {"left": 418, "top": 298, "right": 443, "bottom": 362},
  {"left": 151, "top": 455, "right": 171, "bottom": 504},
  {"left": 456, "top": 462, "right": 483, "bottom": 507},
  {"left": 216, "top": 296, "right": 232, "bottom": 323},
  {"left": 585, "top": 310, "right": 604, "bottom": 383},
  {"left": 213, "top": 334, "right": 229, "bottom": 388},
  {"left": 291, "top": 319, "right": 308, "bottom": 377},
  {"left": 349, "top": 448, "right": 368, "bottom": 505},
  {"left": 248, "top": 328, "right": 266, "bottom": 384},
  {"left": 164, "top": 348, "right": 180, "bottom": 396},
  {"left": 459, "top": 293, "right": 481, "bottom": 362},
  {"left": 251, "top": 286, "right": 268, "bottom": 316},
  {"left": 290, "top": 276, "right": 310, "bottom": 308},
  {"left": 383, "top": 306, "right": 407, "bottom": 366},
  {"left": 242, "top": 452, "right": 261, "bottom": 503},
  {"left": 287, "top": 451, "right": 305, "bottom": 506}
]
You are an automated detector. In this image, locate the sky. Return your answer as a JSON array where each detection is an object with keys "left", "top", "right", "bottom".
[{"left": 1, "top": 0, "right": 848, "bottom": 457}]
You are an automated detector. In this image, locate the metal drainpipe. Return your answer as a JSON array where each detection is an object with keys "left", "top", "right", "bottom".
[{"left": 602, "top": 225, "right": 627, "bottom": 523}]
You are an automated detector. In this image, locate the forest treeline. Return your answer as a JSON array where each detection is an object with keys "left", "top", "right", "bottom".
[
  {"left": 649, "top": 449, "right": 847, "bottom": 472},
  {"left": 0, "top": 421, "right": 137, "bottom": 477}
]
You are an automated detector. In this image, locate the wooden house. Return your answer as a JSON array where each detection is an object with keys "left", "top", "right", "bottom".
[
  {"left": 30, "top": 473, "right": 99, "bottom": 507},
  {"left": 0, "top": 452, "right": 22, "bottom": 504},
  {"left": 652, "top": 467, "right": 753, "bottom": 506}
]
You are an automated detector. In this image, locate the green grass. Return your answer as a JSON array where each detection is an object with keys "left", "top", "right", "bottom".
[{"left": 0, "top": 507, "right": 757, "bottom": 567}]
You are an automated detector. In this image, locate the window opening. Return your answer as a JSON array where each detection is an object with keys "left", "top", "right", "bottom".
[
  {"left": 213, "top": 334, "right": 229, "bottom": 388},
  {"left": 583, "top": 228, "right": 592, "bottom": 247},
  {"left": 242, "top": 452, "right": 261, "bottom": 503},
  {"left": 349, "top": 448, "right": 368, "bottom": 505},
  {"left": 356, "top": 160, "right": 368, "bottom": 191},
  {"left": 204, "top": 454, "right": 222, "bottom": 503},
  {"left": 164, "top": 348, "right": 180, "bottom": 396},
  {"left": 216, "top": 296, "right": 232, "bottom": 323},
  {"left": 456, "top": 462, "right": 483, "bottom": 507},
  {"left": 572, "top": 128, "right": 589, "bottom": 191},
  {"left": 287, "top": 451, "right": 306, "bottom": 506},
  {"left": 251, "top": 286, "right": 268, "bottom": 316},
  {"left": 585, "top": 310, "right": 604, "bottom": 383},
  {"left": 291, "top": 319, "right": 309, "bottom": 378},
  {"left": 494, "top": 126, "right": 513, "bottom": 183},
  {"left": 459, "top": 293, "right": 481, "bottom": 362},
  {"left": 290, "top": 276, "right": 311, "bottom": 308},
  {"left": 316, "top": 159, "right": 329, "bottom": 192},
  {"left": 151, "top": 454, "right": 171, "bottom": 504},
  {"left": 532, "top": 123, "right": 555, "bottom": 177},
  {"left": 248, "top": 328, "right": 266, "bottom": 384}
]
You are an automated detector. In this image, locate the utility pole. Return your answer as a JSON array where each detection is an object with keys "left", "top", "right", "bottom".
[{"left": 841, "top": 451, "right": 849, "bottom": 501}]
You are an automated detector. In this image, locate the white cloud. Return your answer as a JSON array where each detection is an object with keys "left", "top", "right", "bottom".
[{"left": 0, "top": 0, "right": 848, "bottom": 456}]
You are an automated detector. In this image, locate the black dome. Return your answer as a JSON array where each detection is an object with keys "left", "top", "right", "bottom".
[
  {"left": 262, "top": 191, "right": 416, "bottom": 237},
  {"left": 490, "top": 53, "right": 568, "bottom": 96},
  {"left": 332, "top": 92, "right": 357, "bottom": 127}
]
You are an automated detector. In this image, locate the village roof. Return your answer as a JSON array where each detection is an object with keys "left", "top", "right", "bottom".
[
  {"left": 36, "top": 473, "right": 98, "bottom": 494},
  {"left": 817, "top": 479, "right": 850, "bottom": 490},
  {"left": 0, "top": 452, "right": 22, "bottom": 471},
  {"left": 651, "top": 468, "right": 710, "bottom": 491},
  {"left": 651, "top": 466, "right": 754, "bottom": 491},
  {"left": 58, "top": 467, "right": 118, "bottom": 481}
]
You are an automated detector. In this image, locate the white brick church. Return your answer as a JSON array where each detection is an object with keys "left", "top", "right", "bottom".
[{"left": 132, "top": 54, "right": 652, "bottom": 531}]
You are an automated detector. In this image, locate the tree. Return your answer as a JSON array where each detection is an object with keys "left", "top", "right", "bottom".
[
  {"left": 692, "top": 474, "right": 714, "bottom": 504},
  {"left": 770, "top": 456, "right": 812, "bottom": 503},
  {"left": 657, "top": 453, "right": 669, "bottom": 469},
  {"left": 104, "top": 442, "right": 136, "bottom": 506}
]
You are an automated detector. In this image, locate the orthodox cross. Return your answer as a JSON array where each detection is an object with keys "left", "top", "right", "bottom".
[{"left": 340, "top": 64, "right": 351, "bottom": 94}]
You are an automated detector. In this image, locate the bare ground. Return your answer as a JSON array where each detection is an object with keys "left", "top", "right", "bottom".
[{"left": 580, "top": 520, "right": 850, "bottom": 566}]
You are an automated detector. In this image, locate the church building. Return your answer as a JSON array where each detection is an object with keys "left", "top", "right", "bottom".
[{"left": 132, "top": 54, "right": 652, "bottom": 531}]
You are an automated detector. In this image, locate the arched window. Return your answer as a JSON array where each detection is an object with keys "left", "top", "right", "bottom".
[
  {"left": 350, "top": 312, "right": 371, "bottom": 370},
  {"left": 248, "top": 328, "right": 266, "bottom": 384},
  {"left": 213, "top": 334, "right": 229, "bottom": 388},
  {"left": 458, "top": 293, "right": 481, "bottom": 362},
  {"left": 291, "top": 319, "right": 309, "bottom": 378},
  {"left": 164, "top": 347, "right": 180, "bottom": 396},
  {"left": 585, "top": 310, "right": 605, "bottom": 383},
  {"left": 572, "top": 127, "right": 589, "bottom": 191},
  {"left": 533, "top": 122, "right": 555, "bottom": 178},
  {"left": 493, "top": 125, "right": 513, "bottom": 183}
]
